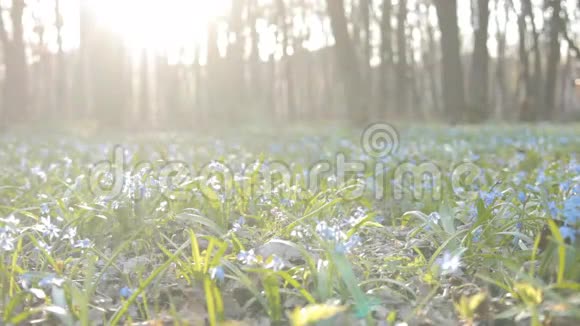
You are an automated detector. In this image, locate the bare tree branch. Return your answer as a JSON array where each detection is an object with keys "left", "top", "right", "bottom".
[
  {"left": 0, "top": 5, "right": 10, "bottom": 45},
  {"left": 563, "top": 30, "right": 580, "bottom": 58},
  {"left": 561, "top": 11, "right": 580, "bottom": 57}
]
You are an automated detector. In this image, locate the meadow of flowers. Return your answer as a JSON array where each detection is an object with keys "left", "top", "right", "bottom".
[{"left": 0, "top": 125, "right": 579, "bottom": 325}]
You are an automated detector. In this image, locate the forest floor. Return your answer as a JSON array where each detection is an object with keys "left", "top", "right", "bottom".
[{"left": 0, "top": 124, "right": 579, "bottom": 325}]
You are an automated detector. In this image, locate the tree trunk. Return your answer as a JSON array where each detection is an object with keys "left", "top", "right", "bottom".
[
  {"left": 493, "top": 0, "right": 510, "bottom": 119},
  {"left": 396, "top": 0, "right": 408, "bottom": 114},
  {"left": 326, "top": 0, "right": 366, "bottom": 123},
  {"left": 517, "top": 3, "right": 531, "bottom": 121},
  {"left": 247, "top": 0, "right": 263, "bottom": 117},
  {"left": 434, "top": 0, "right": 466, "bottom": 123},
  {"left": 0, "top": 0, "right": 28, "bottom": 126},
  {"left": 469, "top": 0, "right": 490, "bottom": 121},
  {"left": 425, "top": 11, "right": 440, "bottom": 117},
  {"left": 361, "top": 0, "right": 372, "bottom": 115},
  {"left": 226, "top": 0, "right": 245, "bottom": 123},
  {"left": 206, "top": 20, "right": 222, "bottom": 121},
  {"left": 544, "top": 0, "right": 563, "bottom": 120},
  {"left": 380, "top": 0, "right": 392, "bottom": 115},
  {"left": 77, "top": 0, "right": 92, "bottom": 120},
  {"left": 277, "top": 0, "right": 296, "bottom": 120},
  {"left": 55, "top": 0, "right": 66, "bottom": 118}
]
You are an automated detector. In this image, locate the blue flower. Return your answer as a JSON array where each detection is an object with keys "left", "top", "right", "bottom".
[
  {"left": 231, "top": 216, "right": 245, "bottom": 232},
  {"left": 518, "top": 192, "right": 526, "bottom": 204},
  {"left": 209, "top": 266, "right": 225, "bottom": 282},
  {"left": 315, "top": 221, "right": 344, "bottom": 242},
  {"left": 536, "top": 170, "right": 548, "bottom": 184},
  {"left": 119, "top": 287, "right": 132, "bottom": 298},
  {"left": 264, "top": 255, "right": 285, "bottom": 271},
  {"left": 35, "top": 216, "right": 61, "bottom": 240},
  {"left": 237, "top": 249, "right": 258, "bottom": 265},
  {"left": 40, "top": 203, "right": 50, "bottom": 215},
  {"left": 428, "top": 212, "right": 441, "bottom": 225},
  {"left": 559, "top": 226, "right": 577, "bottom": 243},
  {"left": 472, "top": 227, "right": 482, "bottom": 242},
  {"left": 467, "top": 204, "right": 478, "bottom": 221},
  {"left": 280, "top": 199, "right": 295, "bottom": 208},
  {"left": 344, "top": 234, "right": 362, "bottom": 252},
  {"left": 74, "top": 239, "right": 93, "bottom": 249},
  {"left": 560, "top": 181, "right": 572, "bottom": 193},
  {"left": 526, "top": 184, "right": 540, "bottom": 193},
  {"left": 39, "top": 275, "right": 64, "bottom": 288},
  {"left": 563, "top": 195, "right": 579, "bottom": 225},
  {"left": 548, "top": 201, "right": 559, "bottom": 218},
  {"left": 480, "top": 189, "right": 500, "bottom": 207}
]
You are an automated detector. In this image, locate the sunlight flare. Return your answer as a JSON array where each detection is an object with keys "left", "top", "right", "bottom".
[{"left": 85, "top": 0, "right": 231, "bottom": 52}]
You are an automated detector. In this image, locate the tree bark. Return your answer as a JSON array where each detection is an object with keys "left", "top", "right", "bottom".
[
  {"left": 206, "top": 20, "right": 222, "bottom": 121},
  {"left": 517, "top": 1, "right": 531, "bottom": 121},
  {"left": 55, "top": 0, "right": 66, "bottom": 118},
  {"left": 434, "top": 0, "right": 466, "bottom": 123},
  {"left": 326, "top": 0, "right": 366, "bottom": 123},
  {"left": 277, "top": 0, "right": 296, "bottom": 120},
  {"left": 425, "top": 10, "right": 440, "bottom": 117},
  {"left": 0, "top": 0, "right": 28, "bottom": 126},
  {"left": 544, "top": 0, "right": 563, "bottom": 120},
  {"left": 380, "top": 0, "right": 393, "bottom": 114},
  {"left": 469, "top": 0, "right": 490, "bottom": 121},
  {"left": 360, "top": 0, "right": 372, "bottom": 114},
  {"left": 396, "top": 0, "right": 408, "bottom": 114}
]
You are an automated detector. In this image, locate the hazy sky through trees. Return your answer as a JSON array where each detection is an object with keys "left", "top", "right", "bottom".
[{"left": 8, "top": 0, "right": 578, "bottom": 65}]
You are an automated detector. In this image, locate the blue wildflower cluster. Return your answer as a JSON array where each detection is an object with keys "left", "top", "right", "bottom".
[
  {"left": 480, "top": 189, "right": 501, "bottom": 207},
  {"left": 315, "top": 220, "right": 362, "bottom": 253},
  {"left": 236, "top": 249, "right": 286, "bottom": 272},
  {"left": 560, "top": 194, "right": 579, "bottom": 243}
]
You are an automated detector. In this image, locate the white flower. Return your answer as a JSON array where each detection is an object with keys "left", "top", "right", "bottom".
[
  {"left": 0, "top": 231, "right": 16, "bottom": 251},
  {"left": 438, "top": 251, "right": 461, "bottom": 275},
  {"left": 290, "top": 226, "right": 308, "bottom": 239},
  {"left": 315, "top": 221, "right": 345, "bottom": 242},
  {"left": 0, "top": 215, "right": 20, "bottom": 233},
  {"left": 209, "top": 266, "right": 225, "bottom": 282},
  {"left": 31, "top": 166, "right": 47, "bottom": 183},
  {"left": 36, "top": 240, "right": 52, "bottom": 253},
  {"left": 156, "top": 201, "right": 168, "bottom": 212},
  {"left": 237, "top": 249, "right": 258, "bottom": 265},
  {"left": 35, "top": 217, "right": 61, "bottom": 240},
  {"left": 61, "top": 227, "right": 77, "bottom": 245},
  {"left": 316, "top": 259, "right": 329, "bottom": 272},
  {"left": 428, "top": 212, "right": 441, "bottom": 225},
  {"left": 208, "top": 161, "right": 227, "bottom": 171},
  {"left": 231, "top": 217, "right": 245, "bottom": 232},
  {"left": 74, "top": 239, "right": 93, "bottom": 249},
  {"left": 264, "top": 255, "right": 285, "bottom": 271},
  {"left": 40, "top": 203, "right": 50, "bottom": 215}
]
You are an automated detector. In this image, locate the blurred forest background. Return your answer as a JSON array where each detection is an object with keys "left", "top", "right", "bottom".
[{"left": 1, "top": 0, "right": 580, "bottom": 130}]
